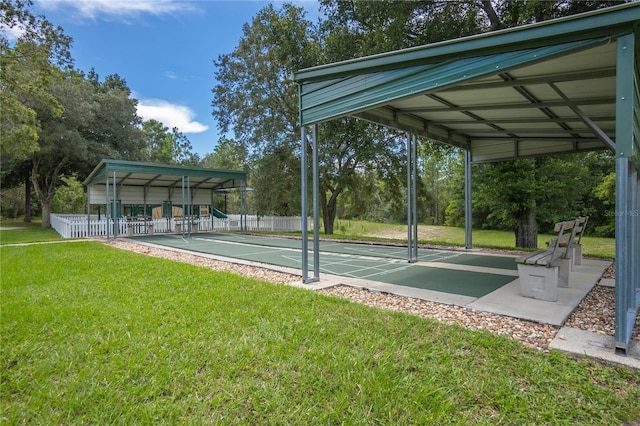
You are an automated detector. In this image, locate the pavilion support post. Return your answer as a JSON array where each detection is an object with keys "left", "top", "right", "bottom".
[
  {"left": 181, "top": 176, "right": 186, "bottom": 239},
  {"left": 412, "top": 134, "right": 418, "bottom": 260},
  {"left": 240, "top": 179, "right": 246, "bottom": 232},
  {"left": 143, "top": 185, "right": 149, "bottom": 229},
  {"left": 300, "top": 124, "right": 320, "bottom": 283},
  {"left": 312, "top": 124, "right": 320, "bottom": 281},
  {"left": 105, "top": 176, "right": 110, "bottom": 240},
  {"left": 406, "top": 133, "right": 411, "bottom": 261},
  {"left": 406, "top": 133, "right": 418, "bottom": 263},
  {"left": 614, "top": 158, "right": 634, "bottom": 353},
  {"left": 187, "top": 176, "right": 192, "bottom": 237},
  {"left": 613, "top": 32, "right": 639, "bottom": 354},
  {"left": 86, "top": 186, "right": 91, "bottom": 237},
  {"left": 112, "top": 171, "right": 118, "bottom": 239},
  {"left": 464, "top": 148, "right": 473, "bottom": 249},
  {"left": 244, "top": 180, "right": 248, "bottom": 231},
  {"left": 301, "top": 126, "right": 310, "bottom": 283},
  {"left": 630, "top": 167, "right": 639, "bottom": 310}
]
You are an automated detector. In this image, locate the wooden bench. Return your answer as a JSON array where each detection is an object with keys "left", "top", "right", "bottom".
[
  {"left": 515, "top": 219, "right": 577, "bottom": 302},
  {"left": 546, "top": 216, "right": 588, "bottom": 269}
]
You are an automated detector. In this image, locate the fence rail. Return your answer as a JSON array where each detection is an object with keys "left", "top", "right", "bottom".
[{"left": 50, "top": 214, "right": 309, "bottom": 239}]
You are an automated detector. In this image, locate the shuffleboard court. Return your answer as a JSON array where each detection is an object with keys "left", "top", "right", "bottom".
[
  {"left": 150, "top": 232, "right": 518, "bottom": 268},
  {"left": 130, "top": 232, "right": 519, "bottom": 298}
]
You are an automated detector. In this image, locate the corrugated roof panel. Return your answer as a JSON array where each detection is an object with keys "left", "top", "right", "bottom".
[
  {"left": 83, "top": 159, "right": 247, "bottom": 189},
  {"left": 299, "top": 38, "right": 608, "bottom": 125}
]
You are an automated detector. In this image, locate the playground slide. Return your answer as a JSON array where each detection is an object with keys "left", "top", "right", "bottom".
[{"left": 211, "top": 207, "right": 228, "bottom": 219}]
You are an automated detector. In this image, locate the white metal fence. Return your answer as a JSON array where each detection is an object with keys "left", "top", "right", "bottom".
[{"left": 50, "top": 214, "right": 309, "bottom": 239}]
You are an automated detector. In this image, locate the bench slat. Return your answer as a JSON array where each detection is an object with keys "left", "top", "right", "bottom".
[{"left": 517, "top": 250, "right": 552, "bottom": 266}]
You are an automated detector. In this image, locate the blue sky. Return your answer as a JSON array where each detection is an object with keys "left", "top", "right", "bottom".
[{"left": 25, "top": 0, "right": 323, "bottom": 157}]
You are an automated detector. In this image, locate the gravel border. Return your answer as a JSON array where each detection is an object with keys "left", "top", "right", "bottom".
[{"left": 108, "top": 239, "right": 638, "bottom": 351}]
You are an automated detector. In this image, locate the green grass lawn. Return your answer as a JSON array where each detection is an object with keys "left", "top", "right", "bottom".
[
  {"left": 0, "top": 220, "right": 62, "bottom": 245},
  {"left": 331, "top": 219, "right": 616, "bottom": 258},
  {"left": 1, "top": 241, "right": 638, "bottom": 424}
]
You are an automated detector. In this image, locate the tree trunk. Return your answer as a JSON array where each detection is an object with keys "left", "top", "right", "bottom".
[
  {"left": 24, "top": 170, "right": 32, "bottom": 223},
  {"left": 31, "top": 156, "right": 66, "bottom": 229},
  {"left": 515, "top": 207, "right": 538, "bottom": 248},
  {"left": 40, "top": 200, "right": 52, "bottom": 228},
  {"left": 320, "top": 188, "right": 338, "bottom": 235}
]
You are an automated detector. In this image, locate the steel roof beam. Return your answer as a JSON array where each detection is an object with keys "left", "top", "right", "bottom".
[
  {"left": 499, "top": 72, "right": 581, "bottom": 140},
  {"left": 424, "top": 93, "right": 522, "bottom": 143},
  {"left": 548, "top": 82, "right": 616, "bottom": 150},
  {"left": 441, "top": 68, "right": 616, "bottom": 92},
  {"left": 404, "top": 97, "right": 614, "bottom": 113},
  {"left": 430, "top": 116, "right": 615, "bottom": 125}
]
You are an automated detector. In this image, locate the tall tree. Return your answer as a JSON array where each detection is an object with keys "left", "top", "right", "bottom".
[
  {"left": 141, "top": 119, "right": 198, "bottom": 165},
  {"left": 213, "top": 4, "right": 410, "bottom": 233},
  {"left": 1, "top": 0, "right": 72, "bottom": 161},
  {"left": 82, "top": 71, "right": 146, "bottom": 165},
  {"left": 211, "top": 5, "right": 318, "bottom": 225},
  {"left": 316, "top": 119, "right": 405, "bottom": 233},
  {"left": 471, "top": 155, "right": 608, "bottom": 247},
  {"left": 28, "top": 70, "right": 145, "bottom": 227},
  {"left": 201, "top": 138, "right": 248, "bottom": 171},
  {"left": 30, "top": 70, "right": 91, "bottom": 227}
]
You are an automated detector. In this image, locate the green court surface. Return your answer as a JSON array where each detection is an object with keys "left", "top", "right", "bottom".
[{"left": 130, "top": 232, "right": 518, "bottom": 298}]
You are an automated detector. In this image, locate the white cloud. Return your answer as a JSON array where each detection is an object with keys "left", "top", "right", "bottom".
[
  {"left": 0, "top": 23, "right": 26, "bottom": 42},
  {"left": 37, "top": 0, "right": 198, "bottom": 20},
  {"left": 137, "top": 99, "right": 209, "bottom": 134}
]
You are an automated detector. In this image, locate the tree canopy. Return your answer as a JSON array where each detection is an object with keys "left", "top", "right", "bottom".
[{"left": 0, "top": 0, "right": 621, "bottom": 240}]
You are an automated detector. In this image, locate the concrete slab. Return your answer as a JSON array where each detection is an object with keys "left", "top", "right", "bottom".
[
  {"left": 330, "top": 275, "right": 478, "bottom": 306},
  {"left": 415, "top": 261, "right": 519, "bottom": 277},
  {"left": 550, "top": 327, "right": 640, "bottom": 370},
  {"left": 467, "top": 259, "right": 610, "bottom": 326},
  {"left": 599, "top": 278, "right": 615, "bottom": 287}
]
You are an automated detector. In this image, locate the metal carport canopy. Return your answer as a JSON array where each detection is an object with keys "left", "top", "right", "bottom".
[
  {"left": 294, "top": 3, "right": 640, "bottom": 354},
  {"left": 83, "top": 159, "right": 249, "bottom": 238},
  {"left": 83, "top": 159, "right": 247, "bottom": 205},
  {"left": 294, "top": 2, "right": 640, "bottom": 164},
  {"left": 84, "top": 159, "right": 247, "bottom": 190}
]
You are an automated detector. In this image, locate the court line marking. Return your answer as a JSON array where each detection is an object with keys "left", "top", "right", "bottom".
[
  {"left": 281, "top": 251, "right": 413, "bottom": 279},
  {"left": 144, "top": 235, "right": 517, "bottom": 279}
]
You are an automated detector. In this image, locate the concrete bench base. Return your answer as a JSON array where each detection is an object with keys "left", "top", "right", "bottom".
[
  {"left": 517, "top": 263, "right": 559, "bottom": 301},
  {"left": 517, "top": 257, "right": 571, "bottom": 302},
  {"left": 573, "top": 244, "right": 583, "bottom": 267}
]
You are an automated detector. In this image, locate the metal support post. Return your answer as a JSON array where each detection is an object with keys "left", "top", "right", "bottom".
[
  {"left": 312, "top": 124, "right": 320, "bottom": 281},
  {"left": 86, "top": 186, "right": 91, "bottom": 238},
  {"left": 187, "top": 175, "right": 192, "bottom": 237},
  {"left": 613, "top": 32, "right": 638, "bottom": 353},
  {"left": 181, "top": 176, "right": 186, "bottom": 239},
  {"left": 112, "top": 171, "right": 118, "bottom": 239},
  {"left": 406, "top": 132, "right": 417, "bottom": 262},
  {"left": 614, "top": 158, "right": 631, "bottom": 352},
  {"left": 412, "top": 134, "right": 418, "bottom": 261},
  {"left": 301, "top": 126, "right": 309, "bottom": 282},
  {"left": 630, "top": 167, "right": 638, "bottom": 309},
  {"left": 464, "top": 148, "right": 473, "bottom": 249},
  {"left": 105, "top": 178, "right": 110, "bottom": 240}
]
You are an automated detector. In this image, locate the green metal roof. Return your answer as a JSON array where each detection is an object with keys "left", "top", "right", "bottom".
[
  {"left": 83, "top": 159, "right": 247, "bottom": 190},
  {"left": 294, "top": 2, "right": 640, "bottom": 163}
]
